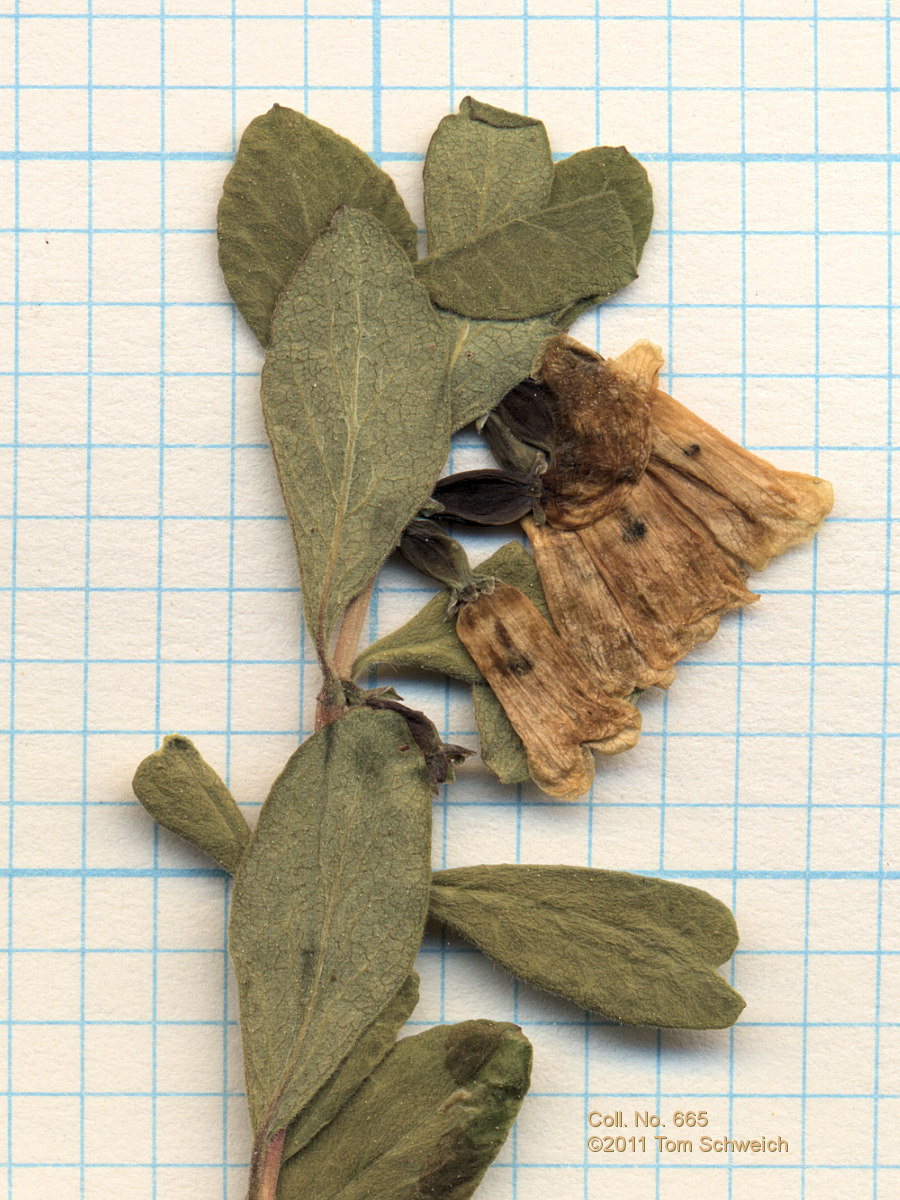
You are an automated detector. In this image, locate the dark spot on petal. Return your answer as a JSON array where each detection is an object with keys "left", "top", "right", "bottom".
[
  {"left": 496, "top": 626, "right": 533, "bottom": 675},
  {"left": 622, "top": 517, "right": 647, "bottom": 544},
  {"left": 683, "top": 443, "right": 701, "bottom": 457}
]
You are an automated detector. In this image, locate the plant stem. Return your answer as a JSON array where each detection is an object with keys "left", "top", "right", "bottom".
[
  {"left": 314, "top": 577, "right": 375, "bottom": 729},
  {"left": 247, "top": 1127, "right": 286, "bottom": 1200},
  {"left": 333, "top": 576, "right": 375, "bottom": 679}
]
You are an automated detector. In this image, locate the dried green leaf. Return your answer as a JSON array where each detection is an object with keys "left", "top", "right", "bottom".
[
  {"left": 281, "top": 972, "right": 420, "bottom": 1162},
  {"left": 424, "top": 96, "right": 552, "bottom": 255},
  {"left": 442, "top": 312, "right": 557, "bottom": 431},
  {"left": 550, "top": 146, "right": 653, "bottom": 327},
  {"left": 428, "top": 866, "right": 745, "bottom": 1029},
  {"left": 414, "top": 192, "right": 637, "bottom": 321},
  {"left": 262, "top": 207, "right": 450, "bottom": 650},
  {"left": 352, "top": 541, "right": 549, "bottom": 683},
  {"left": 471, "top": 683, "right": 531, "bottom": 786},
  {"left": 551, "top": 146, "right": 653, "bottom": 262},
  {"left": 276, "top": 1020, "right": 532, "bottom": 1200},
  {"left": 132, "top": 735, "right": 250, "bottom": 873},
  {"left": 218, "top": 104, "right": 418, "bottom": 343},
  {"left": 229, "top": 707, "right": 433, "bottom": 1144}
]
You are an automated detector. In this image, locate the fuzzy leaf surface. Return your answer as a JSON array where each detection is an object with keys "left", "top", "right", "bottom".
[
  {"left": 429, "top": 865, "right": 745, "bottom": 1029},
  {"left": 281, "top": 972, "right": 420, "bottom": 1161},
  {"left": 550, "top": 146, "right": 653, "bottom": 327},
  {"left": 551, "top": 146, "right": 653, "bottom": 261},
  {"left": 352, "top": 541, "right": 549, "bottom": 683},
  {"left": 218, "top": 105, "right": 418, "bottom": 343},
  {"left": 229, "top": 708, "right": 433, "bottom": 1143},
  {"left": 276, "top": 1020, "right": 532, "bottom": 1200},
  {"left": 132, "top": 735, "right": 250, "bottom": 873},
  {"left": 471, "top": 683, "right": 531, "bottom": 785},
  {"left": 442, "top": 312, "right": 556, "bottom": 431},
  {"left": 262, "top": 207, "right": 450, "bottom": 649},
  {"left": 424, "top": 96, "right": 552, "bottom": 255},
  {"left": 414, "top": 192, "right": 637, "bottom": 320}
]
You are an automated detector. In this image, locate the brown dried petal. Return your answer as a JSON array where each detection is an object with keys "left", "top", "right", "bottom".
[
  {"left": 538, "top": 335, "right": 653, "bottom": 529},
  {"left": 523, "top": 515, "right": 675, "bottom": 697},
  {"left": 648, "top": 388, "right": 834, "bottom": 571},
  {"left": 575, "top": 472, "right": 758, "bottom": 673},
  {"left": 456, "top": 582, "right": 640, "bottom": 799}
]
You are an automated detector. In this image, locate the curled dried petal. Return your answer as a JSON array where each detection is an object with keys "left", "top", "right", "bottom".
[
  {"left": 538, "top": 335, "right": 653, "bottom": 529},
  {"left": 648, "top": 388, "right": 834, "bottom": 571},
  {"left": 456, "top": 581, "right": 640, "bottom": 799}
]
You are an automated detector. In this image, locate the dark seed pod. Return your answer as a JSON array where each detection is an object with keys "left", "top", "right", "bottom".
[
  {"left": 399, "top": 518, "right": 483, "bottom": 602},
  {"left": 481, "top": 412, "right": 548, "bottom": 477},
  {"left": 494, "top": 378, "right": 556, "bottom": 453},
  {"left": 432, "top": 469, "right": 544, "bottom": 526}
]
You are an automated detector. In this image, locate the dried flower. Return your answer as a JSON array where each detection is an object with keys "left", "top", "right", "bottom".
[
  {"left": 455, "top": 581, "right": 640, "bottom": 798},
  {"left": 524, "top": 339, "right": 833, "bottom": 697}
]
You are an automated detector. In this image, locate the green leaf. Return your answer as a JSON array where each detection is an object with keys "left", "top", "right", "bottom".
[
  {"left": 229, "top": 707, "right": 433, "bottom": 1144},
  {"left": 551, "top": 146, "right": 653, "bottom": 261},
  {"left": 414, "top": 191, "right": 637, "bottom": 321},
  {"left": 550, "top": 146, "right": 653, "bottom": 328},
  {"left": 442, "top": 312, "right": 557, "bottom": 431},
  {"left": 352, "top": 541, "right": 549, "bottom": 682},
  {"left": 281, "top": 972, "right": 420, "bottom": 1162},
  {"left": 262, "top": 207, "right": 450, "bottom": 651},
  {"left": 471, "top": 683, "right": 531, "bottom": 786},
  {"left": 276, "top": 1020, "right": 532, "bottom": 1200},
  {"left": 218, "top": 105, "right": 418, "bottom": 344},
  {"left": 428, "top": 866, "right": 745, "bottom": 1030},
  {"left": 424, "top": 96, "right": 552, "bottom": 255},
  {"left": 132, "top": 735, "right": 250, "bottom": 873}
]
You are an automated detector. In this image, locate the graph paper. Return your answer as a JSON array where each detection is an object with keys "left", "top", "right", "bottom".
[{"left": 2, "top": 1, "right": 897, "bottom": 1197}]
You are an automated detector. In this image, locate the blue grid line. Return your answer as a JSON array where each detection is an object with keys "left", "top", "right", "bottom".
[{"left": 6, "top": 2, "right": 18, "bottom": 1196}]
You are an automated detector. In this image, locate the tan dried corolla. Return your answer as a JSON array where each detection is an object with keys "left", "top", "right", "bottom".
[
  {"left": 523, "top": 337, "right": 833, "bottom": 698},
  {"left": 455, "top": 580, "right": 640, "bottom": 798}
]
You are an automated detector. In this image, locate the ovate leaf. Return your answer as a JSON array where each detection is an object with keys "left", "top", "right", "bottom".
[
  {"left": 551, "top": 146, "right": 653, "bottom": 261},
  {"left": 429, "top": 865, "right": 745, "bottom": 1029},
  {"left": 281, "top": 972, "right": 420, "bottom": 1162},
  {"left": 414, "top": 191, "right": 637, "bottom": 320},
  {"left": 352, "top": 541, "right": 549, "bottom": 682},
  {"left": 442, "top": 312, "right": 556, "bottom": 431},
  {"left": 276, "top": 1020, "right": 532, "bottom": 1200},
  {"left": 262, "top": 207, "right": 450, "bottom": 649},
  {"left": 218, "top": 105, "right": 418, "bottom": 343},
  {"left": 471, "top": 683, "right": 531, "bottom": 785},
  {"left": 229, "top": 708, "right": 433, "bottom": 1144},
  {"left": 132, "top": 735, "right": 250, "bottom": 873},
  {"left": 424, "top": 96, "right": 552, "bottom": 255},
  {"left": 550, "top": 146, "right": 654, "bottom": 327}
]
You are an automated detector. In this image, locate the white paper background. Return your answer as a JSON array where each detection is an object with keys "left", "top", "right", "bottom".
[{"left": 2, "top": 2, "right": 898, "bottom": 1197}]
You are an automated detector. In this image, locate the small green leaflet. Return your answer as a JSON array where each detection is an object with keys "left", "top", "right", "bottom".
[
  {"left": 550, "top": 146, "right": 654, "bottom": 328},
  {"left": 262, "top": 207, "right": 450, "bottom": 651},
  {"left": 352, "top": 541, "right": 550, "bottom": 682},
  {"left": 424, "top": 96, "right": 553, "bottom": 256},
  {"left": 218, "top": 105, "right": 418, "bottom": 344},
  {"left": 551, "top": 146, "right": 653, "bottom": 262},
  {"left": 132, "top": 735, "right": 251, "bottom": 873},
  {"left": 229, "top": 708, "right": 433, "bottom": 1147},
  {"left": 471, "top": 683, "right": 531, "bottom": 786},
  {"left": 281, "top": 972, "right": 420, "bottom": 1162},
  {"left": 429, "top": 866, "right": 745, "bottom": 1030},
  {"left": 276, "top": 1020, "right": 532, "bottom": 1200},
  {"left": 414, "top": 192, "right": 637, "bottom": 321}
]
